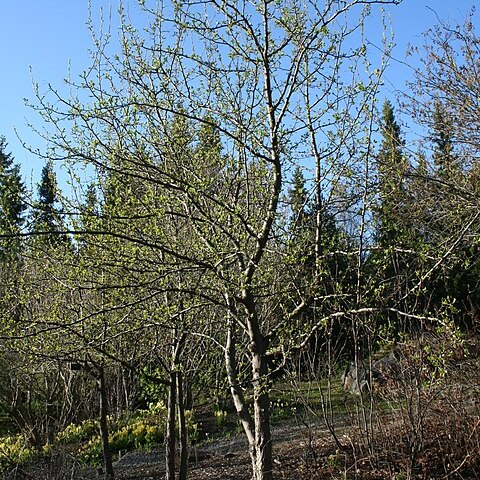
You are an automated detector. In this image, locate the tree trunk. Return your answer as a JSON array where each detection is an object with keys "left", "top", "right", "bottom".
[
  {"left": 225, "top": 306, "right": 273, "bottom": 480},
  {"left": 251, "top": 351, "right": 273, "bottom": 480},
  {"left": 177, "top": 371, "right": 188, "bottom": 480},
  {"left": 98, "top": 365, "right": 115, "bottom": 480},
  {"left": 224, "top": 315, "right": 255, "bottom": 446},
  {"left": 165, "top": 372, "right": 177, "bottom": 480},
  {"left": 184, "top": 377, "right": 193, "bottom": 410}
]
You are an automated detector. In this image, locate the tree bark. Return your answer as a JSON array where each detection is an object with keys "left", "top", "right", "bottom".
[
  {"left": 250, "top": 342, "right": 273, "bottom": 480},
  {"left": 165, "top": 371, "right": 177, "bottom": 480},
  {"left": 177, "top": 371, "right": 188, "bottom": 480},
  {"left": 225, "top": 302, "right": 273, "bottom": 480},
  {"left": 98, "top": 365, "right": 115, "bottom": 480},
  {"left": 224, "top": 313, "right": 255, "bottom": 447}
]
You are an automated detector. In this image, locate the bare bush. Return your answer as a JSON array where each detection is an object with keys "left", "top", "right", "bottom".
[{"left": 346, "top": 334, "right": 480, "bottom": 479}]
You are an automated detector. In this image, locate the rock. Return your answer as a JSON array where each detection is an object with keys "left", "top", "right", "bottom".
[{"left": 342, "top": 350, "right": 402, "bottom": 394}]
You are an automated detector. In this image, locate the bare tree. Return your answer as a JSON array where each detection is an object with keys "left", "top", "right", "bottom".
[{"left": 24, "top": 1, "right": 401, "bottom": 478}]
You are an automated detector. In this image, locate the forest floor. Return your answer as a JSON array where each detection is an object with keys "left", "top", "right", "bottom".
[
  {"left": 6, "top": 399, "right": 480, "bottom": 480},
  {"left": 6, "top": 416, "right": 353, "bottom": 480},
  {"left": 108, "top": 418, "right": 350, "bottom": 480},
  {"left": 5, "top": 337, "right": 480, "bottom": 480}
]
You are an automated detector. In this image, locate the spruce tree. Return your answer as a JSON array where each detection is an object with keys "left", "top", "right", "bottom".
[
  {"left": 0, "top": 136, "right": 26, "bottom": 258},
  {"left": 375, "top": 100, "right": 408, "bottom": 245},
  {"left": 428, "top": 102, "right": 478, "bottom": 329},
  {"left": 31, "top": 160, "right": 67, "bottom": 245},
  {"left": 372, "top": 101, "right": 414, "bottom": 334},
  {"left": 289, "top": 166, "right": 309, "bottom": 232},
  {"left": 431, "top": 101, "right": 455, "bottom": 177},
  {"left": 287, "top": 167, "right": 315, "bottom": 279},
  {"left": 0, "top": 137, "right": 26, "bottom": 359},
  {"left": 36, "top": 161, "right": 57, "bottom": 231}
]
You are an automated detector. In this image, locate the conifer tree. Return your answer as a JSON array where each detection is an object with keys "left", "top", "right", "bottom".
[
  {"left": 0, "top": 136, "right": 26, "bottom": 337},
  {"left": 0, "top": 136, "right": 26, "bottom": 258},
  {"left": 427, "top": 101, "right": 479, "bottom": 329},
  {"left": 285, "top": 166, "right": 315, "bottom": 301},
  {"left": 30, "top": 160, "right": 68, "bottom": 245},
  {"left": 371, "top": 101, "right": 414, "bottom": 334},
  {"left": 289, "top": 166, "right": 309, "bottom": 232},
  {"left": 34, "top": 161, "right": 58, "bottom": 232},
  {"left": 375, "top": 100, "right": 409, "bottom": 245},
  {"left": 431, "top": 101, "right": 456, "bottom": 177}
]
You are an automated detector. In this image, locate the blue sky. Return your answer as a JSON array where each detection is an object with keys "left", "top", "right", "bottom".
[{"left": 0, "top": 0, "right": 477, "bottom": 191}]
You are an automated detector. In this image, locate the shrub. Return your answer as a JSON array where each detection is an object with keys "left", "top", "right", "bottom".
[
  {"left": 56, "top": 419, "right": 98, "bottom": 445},
  {"left": 213, "top": 409, "right": 228, "bottom": 427},
  {"left": 79, "top": 436, "right": 103, "bottom": 466},
  {"left": 346, "top": 333, "right": 480, "bottom": 479},
  {"left": 78, "top": 417, "right": 165, "bottom": 466},
  {"left": 0, "top": 435, "right": 37, "bottom": 471}
]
